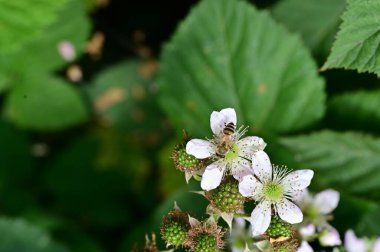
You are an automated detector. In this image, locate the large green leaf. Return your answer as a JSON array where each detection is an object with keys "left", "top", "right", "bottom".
[
  {"left": 4, "top": 76, "right": 88, "bottom": 131},
  {"left": 0, "top": 218, "right": 67, "bottom": 252},
  {"left": 356, "top": 206, "right": 380, "bottom": 236},
  {"left": 322, "top": 0, "right": 380, "bottom": 77},
  {"left": 271, "top": 0, "right": 345, "bottom": 55},
  {"left": 0, "top": 0, "right": 90, "bottom": 77},
  {"left": 280, "top": 131, "right": 380, "bottom": 200},
  {"left": 86, "top": 60, "right": 163, "bottom": 132},
  {"left": 332, "top": 194, "right": 378, "bottom": 235},
  {"left": 0, "top": 0, "right": 67, "bottom": 53},
  {"left": 158, "top": 0, "right": 325, "bottom": 137},
  {"left": 327, "top": 90, "right": 380, "bottom": 132}
]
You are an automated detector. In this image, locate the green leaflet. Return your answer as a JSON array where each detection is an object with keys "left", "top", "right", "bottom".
[
  {"left": 272, "top": 0, "right": 345, "bottom": 55},
  {"left": 322, "top": 0, "right": 380, "bottom": 77},
  {"left": 0, "top": 0, "right": 68, "bottom": 53},
  {"left": 0, "top": 218, "right": 67, "bottom": 252},
  {"left": 157, "top": 0, "right": 325, "bottom": 137},
  {"left": 356, "top": 206, "right": 380, "bottom": 236},
  {"left": 327, "top": 90, "right": 380, "bottom": 132},
  {"left": 4, "top": 76, "right": 88, "bottom": 131},
  {"left": 86, "top": 60, "right": 162, "bottom": 131},
  {"left": 280, "top": 131, "right": 380, "bottom": 200},
  {"left": 0, "top": 0, "right": 91, "bottom": 78}
]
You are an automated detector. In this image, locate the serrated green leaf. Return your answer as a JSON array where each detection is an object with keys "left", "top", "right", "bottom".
[
  {"left": 327, "top": 90, "right": 380, "bottom": 131},
  {"left": 280, "top": 131, "right": 380, "bottom": 200},
  {"left": 0, "top": 218, "right": 67, "bottom": 252},
  {"left": 4, "top": 76, "right": 88, "bottom": 131},
  {"left": 0, "top": 0, "right": 68, "bottom": 53},
  {"left": 271, "top": 0, "right": 345, "bottom": 55},
  {"left": 322, "top": 0, "right": 380, "bottom": 76},
  {"left": 157, "top": 0, "right": 325, "bottom": 136}
]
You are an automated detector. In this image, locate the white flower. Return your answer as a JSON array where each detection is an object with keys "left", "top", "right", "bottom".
[
  {"left": 295, "top": 189, "right": 341, "bottom": 246},
  {"left": 299, "top": 224, "right": 316, "bottom": 238},
  {"left": 297, "top": 241, "right": 314, "bottom": 252},
  {"left": 319, "top": 226, "right": 341, "bottom": 247},
  {"left": 186, "top": 108, "right": 266, "bottom": 191},
  {"left": 295, "top": 189, "right": 340, "bottom": 227},
  {"left": 344, "top": 230, "right": 380, "bottom": 252},
  {"left": 239, "top": 151, "right": 314, "bottom": 236}
]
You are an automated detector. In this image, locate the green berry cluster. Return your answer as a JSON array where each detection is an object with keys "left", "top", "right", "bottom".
[
  {"left": 177, "top": 148, "right": 199, "bottom": 168},
  {"left": 194, "top": 233, "right": 217, "bottom": 252},
  {"left": 209, "top": 179, "right": 245, "bottom": 213},
  {"left": 162, "top": 221, "right": 188, "bottom": 247},
  {"left": 266, "top": 216, "right": 292, "bottom": 238},
  {"left": 172, "top": 146, "right": 203, "bottom": 172}
]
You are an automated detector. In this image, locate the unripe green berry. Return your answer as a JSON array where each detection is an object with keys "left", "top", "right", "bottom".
[
  {"left": 208, "top": 178, "right": 245, "bottom": 213},
  {"left": 162, "top": 221, "right": 188, "bottom": 246},
  {"left": 194, "top": 233, "right": 217, "bottom": 252},
  {"left": 172, "top": 145, "right": 204, "bottom": 172},
  {"left": 266, "top": 216, "right": 292, "bottom": 238},
  {"left": 161, "top": 209, "right": 190, "bottom": 248},
  {"left": 178, "top": 149, "right": 198, "bottom": 167}
]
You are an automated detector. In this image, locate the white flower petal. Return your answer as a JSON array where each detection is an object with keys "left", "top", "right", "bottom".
[
  {"left": 210, "top": 108, "right": 237, "bottom": 135},
  {"left": 200, "top": 161, "right": 225, "bottom": 191},
  {"left": 252, "top": 150, "right": 272, "bottom": 183},
  {"left": 299, "top": 224, "right": 316, "bottom": 237},
  {"left": 344, "top": 230, "right": 366, "bottom": 252},
  {"left": 313, "top": 189, "right": 340, "bottom": 214},
  {"left": 231, "top": 157, "right": 253, "bottom": 180},
  {"left": 319, "top": 226, "right": 342, "bottom": 246},
  {"left": 236, "top": 136, "right": 266, "bottom": 159},
  {"left": 250, "top": 201, "right": 271, "bottom": 236},
  {"left": 185, "top": 172, "right": 193, "bottom": 183},
  {"left": 293, "top": 189, "right": 312, "bottom": 208},
  {"left": 186, "top": 139, "right": 215, "bottom": 159},
  {"left": 238, "top": 174, "right": 263, "bottom": 198},
  {"left": 372, "top": 238, "right": 380, "bottom": 252},
  {"left": 282, "top": 169, "right": 314, "bottom": 191},
  {"left": 188, "top": 215, "right": 201, "bottom": 227},
  {"left": 233, "top": 218, "right": 246, "bottom": 230},
  {"left": 276, "top": 199, "right": 303, "bottom": 224},
  {"left": 297, "top": 241, "right": 314, "bottom": 252}
]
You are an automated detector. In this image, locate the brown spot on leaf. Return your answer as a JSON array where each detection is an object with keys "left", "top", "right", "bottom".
[
  {"left": 86, "top": 31, "right": 105, "bottom": 60},
  {"left": 66, "top": 65, "right": 83, "bottom": 82},
  {"left": 257, "top": 83, "right": 267, "bottom": 94},
  {"left": 131, "top": 85, "right": 146, "bottom": 100},
  {"left": 95, "top": 87, "right": 127, "bottom": 112},
  {"left": 138, "top": 60, "right": 158, "bottom": 79}
]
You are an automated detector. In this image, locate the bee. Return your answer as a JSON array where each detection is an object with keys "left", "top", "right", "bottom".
[{"left": 215, "top": 122, "right": 236, "bottom": 158}]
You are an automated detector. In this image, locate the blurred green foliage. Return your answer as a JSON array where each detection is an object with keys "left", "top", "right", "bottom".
[{"left": 0, "top": 0, "right": 379, "bottom": 251}]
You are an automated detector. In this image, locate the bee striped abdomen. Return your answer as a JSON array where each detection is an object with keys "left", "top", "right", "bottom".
[{"left": 223, "top": 122, "right": 235, "bottom": 135}]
